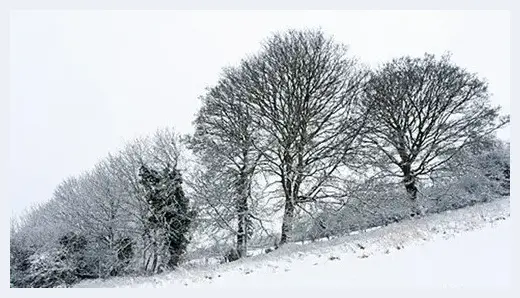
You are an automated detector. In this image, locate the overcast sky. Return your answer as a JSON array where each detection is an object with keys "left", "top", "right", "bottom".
[{"left": 9, "top": 10, "right": 510, "bottom": 217}]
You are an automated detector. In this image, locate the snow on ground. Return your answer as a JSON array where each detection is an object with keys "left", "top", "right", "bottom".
[{"left": 76, "top": 197, "right": 511, "bottom": 289}]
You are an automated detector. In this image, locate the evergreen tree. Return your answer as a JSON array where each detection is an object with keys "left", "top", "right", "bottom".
[{"left": 139, "top": 164, "right": 194, "bottom": 269}]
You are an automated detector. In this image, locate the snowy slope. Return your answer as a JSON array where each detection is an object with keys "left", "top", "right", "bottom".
[{"left": 75, "top": 197, "right": 510, "bottom": 288}]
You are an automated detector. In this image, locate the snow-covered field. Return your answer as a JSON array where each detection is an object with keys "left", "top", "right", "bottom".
[{"left": 76, "top": 198, "right": 511, "bottom": 289}]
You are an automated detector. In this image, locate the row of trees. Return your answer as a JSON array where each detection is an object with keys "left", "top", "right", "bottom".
[
  {"left": 190, "top": 29, "right": 508, "bottom": 250},
  {"left": 10, "top": 130, "right": 195, "bottom": 287},
  {"left": 11, "top": 29, "right": 509, "bottom": 287}
]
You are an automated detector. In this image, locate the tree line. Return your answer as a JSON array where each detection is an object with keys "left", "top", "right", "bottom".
[{"left": 10, "top": 28, "right": 509, "bottom": 287}]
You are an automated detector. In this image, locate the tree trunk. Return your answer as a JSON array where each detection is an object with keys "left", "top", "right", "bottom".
[
  {"left": 236, "top": 199, "right": 248, "bottom": 258},
  {"left": 280, "top": 151, "right": 299, "bottom": 246},
  {"left": 167, "top": 250, "right": 180, "bottom": 269},
  {"left": 151, "top": 253, "right": 158, "bottom": 273},
  {"left": 236, "top": 171, "right": 249, "bottom": 258},
  {"left": 403, "top": 175, "right": 418, "bottom": 201},
  {"left": 397, "top": 140, "right": 418, "bottom": 202},
  {"left": 401, "top": 163, "right": 421, "bottom": 216},
  {"left": 279, "top": 194, "right": 295, "bottom": 245}
]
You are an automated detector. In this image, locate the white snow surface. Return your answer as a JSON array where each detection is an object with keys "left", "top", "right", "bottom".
[{"left": 76, "top": 198, "right": 511, "bottom": 289}]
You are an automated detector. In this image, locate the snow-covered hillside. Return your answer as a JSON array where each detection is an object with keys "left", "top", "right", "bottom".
[{"left": 76, "top": 198, "right": 510, "bottom": 288}]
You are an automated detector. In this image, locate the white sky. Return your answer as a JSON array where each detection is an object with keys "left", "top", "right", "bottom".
[{"left": 9, "top": 10, "right": 510, "bottom": 217}]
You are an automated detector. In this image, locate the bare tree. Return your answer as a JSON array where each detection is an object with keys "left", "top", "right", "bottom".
[
  {"left": 234, "top": 29, "right": 368, "bottom": 244},
  {"left": 361, "top": 53, "right": 509, "bottom": 214},
  {"left": 190, "top": 69, "right": 263, "bottom": 258}
]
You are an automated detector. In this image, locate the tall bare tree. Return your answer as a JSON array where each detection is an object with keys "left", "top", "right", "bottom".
[
  {"left": 361, "top": 53, "right": 509, "bottom": 213},
  {"left": 235, "top": 29, "right": 368, "bottom": 244},
  {"left": 190, "top": 69, "right": 263, "bottom": 258}
]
